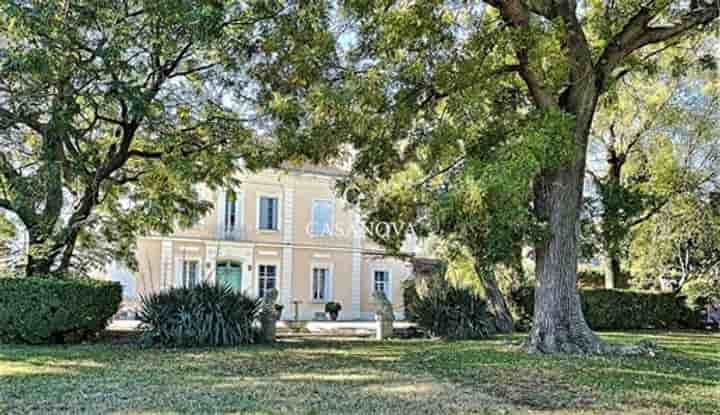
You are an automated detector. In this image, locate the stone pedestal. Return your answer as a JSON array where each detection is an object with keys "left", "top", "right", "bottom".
[
  {"left": 260, "top": 311, "right": 279, "bottom": 343},
  {"left": 375, "top": 314, "right": 393, "bottom": 340}
]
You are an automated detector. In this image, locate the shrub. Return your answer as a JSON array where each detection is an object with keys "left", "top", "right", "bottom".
[
  {"left": 405, "top": 280, "right": 495, "bottom": 340},
  {"left": 577, "top": 269, "right": 605, "bottom": 288},
  {"left": 324, "top": 301, "right": 342, "bottom": 314},
  {"left": 0, "top": 275, "right": 122, "bottom": 344},
  {"left": 510, "top": 286, "right": 700, "bottom": 331},
  {"left": 138, "top": 282, "right": 261, "bottom": 347}
]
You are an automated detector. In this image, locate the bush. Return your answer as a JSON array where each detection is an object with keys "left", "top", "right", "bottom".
[
  {"left": 0, "top": 276, "right": 122, "bottom": 344},
  {"left": 138, "top": 282, "right": 261, "bottom": 347},
  {"left": 510, "top": 286, "right": 700, "bottom": 331},
  {"left": 577, "top": 269, "right": 605, "bottom": 288},
  {"left": 405, "top": 280, "right": 495, "bottom": 340},
  {"left": 324, "top": 301, "right": 342, "bottom": 314}
]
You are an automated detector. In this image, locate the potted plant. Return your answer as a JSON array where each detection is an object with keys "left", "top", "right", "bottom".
[
  {"left": 325, "top": 301, "right": 342, "bottom": 321},
  {"left": 274, "top": 303, "right": 284, "bottom": 318}
]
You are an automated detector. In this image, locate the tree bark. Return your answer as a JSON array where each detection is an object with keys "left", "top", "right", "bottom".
[
  {"left": 475, "top": 263, "right": 514, "bottom": 333},
  {"left": 527, "top": 73, "right": 610, "bottom": 353},
  {"left": 604, "top": 255, "right": 624, "bottom": 289},
  {"left": 529, "top": 166, "right": 607, "bottom": 354}
]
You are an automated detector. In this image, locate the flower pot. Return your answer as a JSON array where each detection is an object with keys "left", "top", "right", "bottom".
[{"left": 329, "top": 312, "right": 339, "bottom": 321}]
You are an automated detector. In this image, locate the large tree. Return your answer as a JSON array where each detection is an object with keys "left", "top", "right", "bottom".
[
  {"left": 0, "top": 1, "right": 334, "bottom": 275},
  {"left": 587, "top": 54, "right": 720, "bottom": 288},
  {"left": 274, "top": 1, "right": 719, "bottom": 353}
]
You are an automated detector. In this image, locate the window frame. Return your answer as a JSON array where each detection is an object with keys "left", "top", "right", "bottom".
[
  {"left": 310, "top": 198, "right": 334, "bottom": 236},
  {"left": 224, "top": 189, "right": 242, "bottom": 233},
  {"left": 256, "top": 193, "right": 281, "bottom": 232},
  {"left": 371, "top": 268, "right": 392, "bottom": 300},
  {"left": 310, "top": 262, "right": 333, "bottom": 303},
  {"left": 256, "top": 262, "right": 279, "bottom": 299},
  {"left": 182, "top": 259, "right": 200, "bottom": 288}
]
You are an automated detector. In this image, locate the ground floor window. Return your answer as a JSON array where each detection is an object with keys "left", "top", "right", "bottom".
[
  {"left": 258, "top": 264, "right": 277, "bottom": 298},
  {"left": 182, "top": 260, "right": 199, "bottom": 288},
  {"left": 373, "top": 269, "right": 390, "bottom": 298},
  {"left": 312, "top": 266, "right": 330, "bottom": 301},
  {"left": 217, "top": 261, "right": 242, "bottom": 291}
]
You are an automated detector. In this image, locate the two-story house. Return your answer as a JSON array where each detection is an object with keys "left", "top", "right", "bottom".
[{"left": 130, "top": 165, "right": 421, "bottom": 320}]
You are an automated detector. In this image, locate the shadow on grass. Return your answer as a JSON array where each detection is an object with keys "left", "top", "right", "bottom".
[{"left": 0, "top": 331, "right": 718, "bottom": 414}]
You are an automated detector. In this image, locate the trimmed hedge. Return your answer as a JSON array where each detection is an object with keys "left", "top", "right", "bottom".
[
  {"left": 0, "top": 276, "right": 122, "bottom": 344},
  {"left": 510, "top": 286, "right": 700, "bottom": 331}
]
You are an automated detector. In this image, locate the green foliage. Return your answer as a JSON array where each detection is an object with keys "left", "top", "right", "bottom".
[
  {"left": 404, "top": 279, "right": 495, "bottom": 340},
  {"left": 324, "top": 301, "right": 342, "bottom": 314},
  {"left": 0, "top": 1, "right": 337, "bottom": 274},
  {"left": 137, "top": 282, "right": 261, "bottom": 347},
  {"left": 682, "top": 277, "right": 720, "bottom": 309},
  {"left": 510, "top": 286, "right": 700, "bottom": 331},
  {"left": 0, "top": 275, "right": 121, "bottom": 344},
  {"left": 630, "top": 192, "right": 720, "bottom": 290}
]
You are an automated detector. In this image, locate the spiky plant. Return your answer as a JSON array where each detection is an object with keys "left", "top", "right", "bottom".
[{"left": 138, "top": 282, "right": 261, "bottom": 347}]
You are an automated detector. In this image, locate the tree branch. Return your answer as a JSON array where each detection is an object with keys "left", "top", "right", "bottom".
[{"left": 597, "top": 2, "right": 720, "bottom": 87}]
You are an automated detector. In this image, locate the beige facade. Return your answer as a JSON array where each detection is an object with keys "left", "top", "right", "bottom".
[{"left": 128, "top": 167, "right": 420, "bottom": 320}]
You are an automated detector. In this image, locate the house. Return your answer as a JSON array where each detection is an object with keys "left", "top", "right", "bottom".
[{"left": 129, "top": 165, "right": 425, "bottom": 320}]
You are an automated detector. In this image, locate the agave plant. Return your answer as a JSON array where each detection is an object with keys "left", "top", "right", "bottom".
[
  {"left": 137, "top": 282, "right": 261, "bottom": 347},
  {"left": 407, "top": 284, "right": 495, "bottom": 340}
]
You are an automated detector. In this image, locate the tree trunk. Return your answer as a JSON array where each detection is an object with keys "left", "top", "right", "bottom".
[
  {"left": 475, "top": 264, "right": 514, "bottom": 333},
  {"left": 528, "top": 166, "right": 607, "bottom": 354},
  {"left": 604, "top": 255, "right": 624, "bottom": 289},
  {"left": 26, "top": 253, "right": 53, "bottom": 276}
]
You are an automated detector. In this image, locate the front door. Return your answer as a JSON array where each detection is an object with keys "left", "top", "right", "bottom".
[{"left": 216, "top": 261, "right": 243, "bottom": 291}]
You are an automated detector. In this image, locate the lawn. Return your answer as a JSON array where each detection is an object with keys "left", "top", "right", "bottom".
[{"left": 0, "top": 332, "right": 718, "bottom": 414}]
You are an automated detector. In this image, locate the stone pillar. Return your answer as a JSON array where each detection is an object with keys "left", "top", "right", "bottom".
[
  {"left": 160, "top": 240, "right": 173, "bottom": 290},
  {"left": 351, "top": 211, "right": 363, "bottom": 319},
  {"left": 281, "top": 187, "right": 295, "bottom": 320},
  {"left": 375, "top": 313, "right": 393, "bottom": 340}
]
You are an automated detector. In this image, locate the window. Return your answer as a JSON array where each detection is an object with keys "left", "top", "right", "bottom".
[
  {"left": 225, "top": 190, "right": 237, "bottom": 232},
  {"left": 311, "top": 200, "right": 333, "bottom": 235},
  {"left": 258, "top": 196, "right": 279, "bottom": 230},
  {"left": 182, "top": 260, "right": 199, "bottom": 288},
  {"left": 257, "top": 264, "right": 277, "bottom": 298},
  {"left": 217, "top": 261, "right": 242, "bottom": 291},
  {"left": 312, "top": 266, "right": 330, "bottom": 301},
  {"left": 373, "top": 270, "right": 390, "bottom": 298}
]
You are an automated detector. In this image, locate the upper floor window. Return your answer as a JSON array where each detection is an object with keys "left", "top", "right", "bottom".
[
  {"left": 258, "top": 196, "right": 279, "bottom": 230},
  {"left": 312, "top": 266, "right": 330, "bottom": 301},
  {"left": 182, "top": 260, "right": 199, "bottom": 288},
  {"left": 311, "top": 200, "right": 333, "bottom": 235},
  {"left": 258, "top": 264, "right": 277, "bottom": 298},
  {"left": 225, "top": 190, "right": 238, "bottom": 232},
  {"left": 373, "top": 269, "right": 390, "bottom": 298}
]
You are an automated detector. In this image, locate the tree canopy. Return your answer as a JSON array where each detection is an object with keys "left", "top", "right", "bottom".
[
  {"left": 271, "top": 0, "right": 719, "bottom": 353},
  {"left": 0, "top": 0, "right": 335, "bottom": 274}
]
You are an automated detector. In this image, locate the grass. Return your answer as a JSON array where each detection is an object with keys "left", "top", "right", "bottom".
[{"left": 0, "top": 331, "right": 718, "bottom": 414}]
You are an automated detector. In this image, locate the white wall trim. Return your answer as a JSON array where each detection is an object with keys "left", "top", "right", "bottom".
[
  {"left": 351, "top": 252, "right": 362, "bottom": 318},
  {"left": 282, "top": 187, "right": 294, "bottom": 243},
  {"left": 160, "top": 240, "right": 173, "bottom": 290},
  {"left": 281, "top": 247, "right": 293, "bottom": 318}
]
